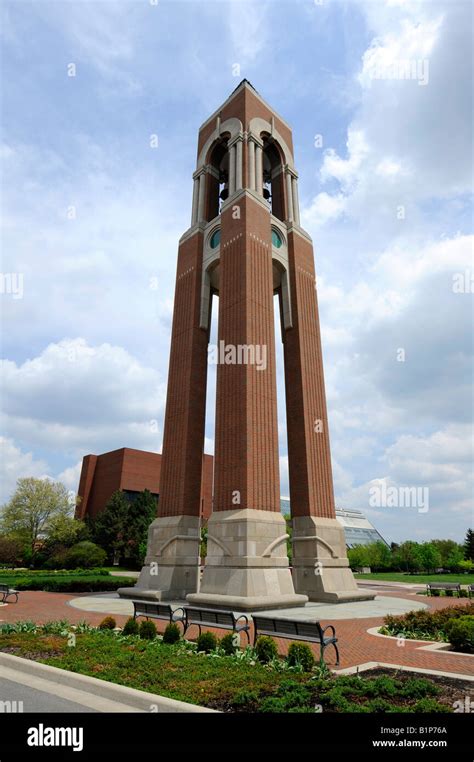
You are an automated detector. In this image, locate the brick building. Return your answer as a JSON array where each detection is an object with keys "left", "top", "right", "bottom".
[{"left": 76, "top": 448, "right": 213, "bottom": 523}]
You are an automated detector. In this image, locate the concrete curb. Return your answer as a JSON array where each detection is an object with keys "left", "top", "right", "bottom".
[
  {"left": 0, "top": 652, "right": 217, "bottom": 713},
  {"left": 366, "top": 626, "right": 474, "bottom": 658},
  {"left": 333, "top": 660, "right": 474, "bottom": 681}
]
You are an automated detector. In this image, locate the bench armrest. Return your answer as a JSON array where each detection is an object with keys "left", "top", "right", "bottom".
[
  {"left": 171, "top": 606, "right": 187, "bottom": 622},
  {"left": 234, "top": 614, "right": 249, "bottom": 630},
  {"left": 321, "top": 624, "right": 336, "bottom": 641}
]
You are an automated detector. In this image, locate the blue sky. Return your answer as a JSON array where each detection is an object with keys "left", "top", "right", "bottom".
[{"left": 1, "top": 0, "right": 472, "bottom": 544}]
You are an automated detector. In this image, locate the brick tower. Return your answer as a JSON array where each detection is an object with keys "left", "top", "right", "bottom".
[{"left": 119, "top": 81, "right": 372, "bottom": 608}]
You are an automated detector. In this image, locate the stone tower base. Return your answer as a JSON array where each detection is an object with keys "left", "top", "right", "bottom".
[
  {"left": 187, "top": 508, "right": 308, "bottom": 611},
  {"left": 118, "top": 515, "right": 200, "bottom": 601},
  {"left": 292, "top": 516, "right": 375, "bottom": 602}
]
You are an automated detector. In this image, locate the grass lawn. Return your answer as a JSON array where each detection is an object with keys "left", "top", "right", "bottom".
[
  {"left": 354, "top": 572, "right": 474, "bottom": 584},
  {"left": 0, "top": 625, "right": 461, "bottom": 713}
]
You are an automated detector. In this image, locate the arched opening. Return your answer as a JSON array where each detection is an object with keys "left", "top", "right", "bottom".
[
  {"left": 206, "top": 137, "right": 230, "bottom": 221},
  {"left": 263, "top": 138, "right": 285, "bottom": 221}
]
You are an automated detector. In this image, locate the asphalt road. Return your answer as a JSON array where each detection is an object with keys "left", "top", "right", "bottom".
[{"left": 0, "top": 676, "right": 96, "bottom": 713}]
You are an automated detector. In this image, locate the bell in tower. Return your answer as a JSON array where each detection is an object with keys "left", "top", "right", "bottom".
[{"left": 119, "top": 80, "right": 375, "bottom": 609}]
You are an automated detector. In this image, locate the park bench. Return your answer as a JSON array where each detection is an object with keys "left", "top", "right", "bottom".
[
  {"left": 0, "top": 583, "right": 19, "bottom": 604},
  {"left": 132, "top": 601, "right": 187, "bottom": 631},
  {"left": 468, "top": 584, "right": 474, "bottom": 599},
  {"left": 252, "top": 615, "right": 339, "bottom": 666},
  {"left": 426, "top": 582, "right": 461, "bottom": 596},
  {"left": 183, "top": 606, "right": 250, "bottom": 643}
]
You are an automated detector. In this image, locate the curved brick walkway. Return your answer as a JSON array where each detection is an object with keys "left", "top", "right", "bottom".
[{"left": 0, "top": 590, "right": 472, "bottom": 677}]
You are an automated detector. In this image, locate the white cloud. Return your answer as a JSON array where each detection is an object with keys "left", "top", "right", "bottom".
[
  {"left": 0, "top": 437, "right": 49, "bottom": 505},
  {"left": 1, "top": 339, "right": 166, "bottom": 460}
]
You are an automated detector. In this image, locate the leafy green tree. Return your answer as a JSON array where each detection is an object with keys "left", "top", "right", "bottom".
[
  {"left": 392, "top": 541, "right": 423, "bottom": 573},
  {"left": 446, "top": 545, "right": 465, "bottom": 572},
  {"left": 91, "top": 489, "right": 156, "bottom": 567},
  {"left": 347, "top": 544, "right": 370, "bottom": 569},
  {"left": 0, "top": 536, "right": 24, "bottom": 566},
  {"left": 365, "top": 541, "right": 392, "bottom": 570},
  {"left": 48, "top": 514, "right": 89, "bottom": 545},
  {"left": 419, "top": 542, "right": 442, "bottom": 573},
  {"left": 464, "top": 529, "right": 474, "bottom": 561},
  {"left": 431, "top": 539, "right": 463, "bottom": 567},
  {"left": 0, "top": 478, "right": 71, "bottom": 561},
  {"left": 124, "top": 490, "right": 156, "bottom": 566},
  {"left": 91, "top": 491, "right": 129, "bottom": 564}
]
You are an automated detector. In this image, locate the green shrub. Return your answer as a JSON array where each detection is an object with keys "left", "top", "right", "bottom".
[
  {"left": 220, "top": 632, "right": 238, "bottom": 655},
  {"left": 196, "top": 631, "right": 218, "bottom": 653},
  {"left": 99, "top": 616, "right": 116, "bottom": 630},
  {"left": 255, "top": 635, "right": 278, "bottom": 664},
  {"left": 11, "top": 575, "right": 135, "bottom": 592},
  {"left": 259, "top": 680, "right": 314, "bottom": 713},
  {"left": 383, "top": 604, "right": 474, "bottom": 640},
  {"left": 62, "top": 542, "right": 107, "bottom": 569},
  {"left": 122, "top": 617, "right": 139, "bottom": 636},
  {"left": 412, "top": 698, "right": 451, "bottom": 713},
  {"left": 445, "top": 616, "right": 474, "bottom": 653},
  {"left": 399, "top": 678, "right": 439, "bottom": 699},
  {"left": 163, "top": 623, "right": 181, "bottom": 644},
  {"left": 232, "top": 688, "right": 261, "bottom": 709},
  {"left": 459, "top": 590, "right": 468, "bottom": 598},
  {"left": 445, "top": 589, "right": 454, "bottom": 597},
  {"left": 0, "top": 568, "right": 109, "bottom": 578},
  {"left": 287, "top": 642, "right": 315, "bottom": 672},
  {"left": 139, "top": 620, "right": 157, "bottom": 640}
]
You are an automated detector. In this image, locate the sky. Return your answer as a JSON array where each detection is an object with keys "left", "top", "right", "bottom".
[{"left": 0, "top": 0, "right": 472, "bottom": 544}]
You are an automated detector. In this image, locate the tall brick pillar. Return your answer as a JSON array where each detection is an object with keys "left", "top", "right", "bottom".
[
  {"left": 284, "top": 232, "right": 373, "bottom": 601},
  {"left": 119, "top": 230, "right": 209, "bottom": 601}
]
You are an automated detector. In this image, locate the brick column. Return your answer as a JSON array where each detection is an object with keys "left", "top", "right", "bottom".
[
  {"left": 119, "top": 231, "right": 208, "bottom": 601},
  {"left": 284, "top": 230, "right": 373, "bottom": 602}
]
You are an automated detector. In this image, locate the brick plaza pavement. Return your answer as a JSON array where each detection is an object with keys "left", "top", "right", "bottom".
[{"left": 0, "top": 589, "right": 472, "bottom": 676}]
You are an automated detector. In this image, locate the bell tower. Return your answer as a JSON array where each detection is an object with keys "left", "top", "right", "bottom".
[{"left": 119, "top": 81, "right": 373, "bottom": 609}]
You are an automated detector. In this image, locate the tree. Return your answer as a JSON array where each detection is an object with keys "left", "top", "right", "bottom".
[
  {"left": 365, "top": 541, "right": 392, "bottom": 570},
  {"left": 431, "top": 539, "right": 463, "bottom": 568},
  {"left": 123, "top": 490, "right": 156, "bottom": 566},
  {"left": 464, "top": 529, "right": 474, "bottom": 561},
  {"left": 347, "top": 545, "right": 370, "bottom": 569},
  {"left": 446, "top": 545, "right": 465, "bottom": 572},
  {"left": 419, "top": 542, "right": 442, "bottom": 573},
  {"left": 0, "top": 536, "right": 24, "bottom": 566},
  {"left": 91, "top": 489, "right": 157, "bottom": 567},
  {"left": 0, "top": 478, "right": 72, "bottom": 561},
  {"left": 392, "top": 541, "right": 423, "bottom": 573},
  {"left": 47, "top": 514, "right": 90, "bottom": 548},
  {"left": 91, "top": 491, "right": 129, "bottom": 564}
]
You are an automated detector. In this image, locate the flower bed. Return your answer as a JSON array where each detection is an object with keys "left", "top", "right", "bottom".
[
  {"left": 0, "top": 620, "right": 461, "bottom": 713},
  {"left": 380, "top": 604, "right": 474, "bottom": 653}
]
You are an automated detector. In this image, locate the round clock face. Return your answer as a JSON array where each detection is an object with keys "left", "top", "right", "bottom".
[
  {"left": 210, "top": 229, "right": 221, "bottom": 249},
  {"left": 271, "top": 229, "right": 283, "bottom": 248}
]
